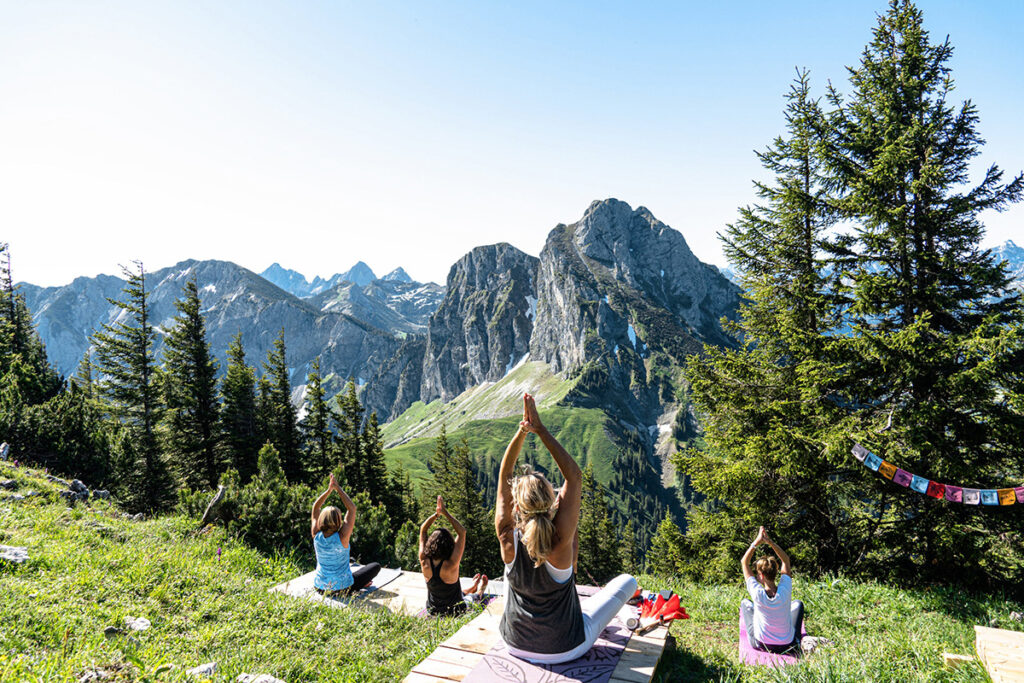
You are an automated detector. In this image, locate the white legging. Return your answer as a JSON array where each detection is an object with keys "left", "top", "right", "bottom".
[{"left": 507, "top": 573, "right": 638, "bottom": 664}]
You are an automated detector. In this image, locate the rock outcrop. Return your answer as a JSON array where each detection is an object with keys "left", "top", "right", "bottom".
[{"left": 419, "top": 244, "right": 539, "bottom": 403}]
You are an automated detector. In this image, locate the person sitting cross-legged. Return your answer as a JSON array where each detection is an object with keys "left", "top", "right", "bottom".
[
  {"left": 419, "top": 495, "right": 489, "bottom": 615},
  {"left": 310, "top": 473, "right": 381, "bottom": 597},
  {"left": 741, "top": 526, "right": 804, "bottom": 653},
  {"left": 495, "top": 392, "right": 638, "bottom": 664}
]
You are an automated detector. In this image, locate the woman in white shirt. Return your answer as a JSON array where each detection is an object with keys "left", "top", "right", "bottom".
[{"left": 740, "top": 526, "right": 804, "bottom": 653}]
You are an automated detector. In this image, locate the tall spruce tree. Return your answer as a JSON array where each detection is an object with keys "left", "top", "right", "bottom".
[
  {"left": 333, "top": 379, "right": 364, "bottom": 490},
  {"left": 577, "top": 463, "right": 622, "bottom": 584},
  {"left": 91, "top": 262, "right": 172, "bottom": 511},
  {"left": 359, "top": 412, "right": 389, "bottom": 504},
  {"left": 300, "top": 357, "right": 336, "bottom": 484},
  {"left": 162, "top": 278, "right": 221, "bottom": 489},
  {"left": 431, "top": 434, "right": 499, "bottom": 576},
  {"left": 822, "top": 0, "right": 1024, "bottom": 588},
  {"left": 260, "top": 330, "right": 301, "bottom": 482},
  {"left": 0, "top": 243, "right": 61, "bottom": 407},
  {"left": 221, "top": 333, "right": 261, "bottom": 481},
  {"left": 680, "top": 69, "right": 844, "bottom": 578}
]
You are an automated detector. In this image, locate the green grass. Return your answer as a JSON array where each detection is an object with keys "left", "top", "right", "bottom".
[
  {"left": 653, "top": 574, "right": 1021, "bottom": 682},
  {"left": 2, "top": 461, "right": 1020, "bottom": 682}
]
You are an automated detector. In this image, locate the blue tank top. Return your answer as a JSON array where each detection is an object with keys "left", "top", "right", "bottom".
[{"left": 313, "top": 531, "right": 353, "bottom": 591}]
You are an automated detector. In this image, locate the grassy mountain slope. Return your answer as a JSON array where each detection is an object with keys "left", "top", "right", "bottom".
[
  {"left": 380, "top": 360, "right": 576, "bottom": 447},
  {"left": 2, "top": 462, "right": 1016, "bottom": 682}
]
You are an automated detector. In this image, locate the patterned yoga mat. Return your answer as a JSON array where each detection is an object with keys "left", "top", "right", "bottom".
[{"left": 462, "top": 618, "right": 631, "bottom": 683}]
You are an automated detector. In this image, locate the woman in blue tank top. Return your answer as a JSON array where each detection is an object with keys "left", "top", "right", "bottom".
[{"left": 311, "top": 473, "right": 380, "bottom": 595}]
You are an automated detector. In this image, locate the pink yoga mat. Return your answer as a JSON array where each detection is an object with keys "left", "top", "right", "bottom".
[
  {"left": 738, "top": 609, "right": 805, "bottom": 667},
  {"left": 464, "top": 618, "right": 631, "bottom": 683}
]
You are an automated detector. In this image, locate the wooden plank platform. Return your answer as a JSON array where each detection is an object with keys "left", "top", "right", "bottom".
[
  {"left": 976, "top": 625, "right": 1024, "bottom": 682},
  {"left": 403, "top": 596, "right": 672, "bottom": 683},
  {"left": 269, "top": 569, "right": 505, "bottom": 617}
]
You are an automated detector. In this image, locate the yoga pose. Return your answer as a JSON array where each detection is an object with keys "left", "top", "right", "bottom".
[
  {"left": 741, "top": 526, "right": 804, "bottom": 653},
  {"left": 495, "top": 393, "right": 637, "bottom": 664},
  {"left": 419, "top": 494, "right": 489, "bottom": 615},
  {"left": 310, "top": 473, "right": 380, "bottom": 596}
]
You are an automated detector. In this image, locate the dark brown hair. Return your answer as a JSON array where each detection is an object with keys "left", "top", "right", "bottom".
[{"left": 424, "top": 528, "right": 455, "bottom": 562}]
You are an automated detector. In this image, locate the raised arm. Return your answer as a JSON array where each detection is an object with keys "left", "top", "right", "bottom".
[
  {"left": 764, "top": 531, "right": 791, "bottom": 576},
  {"left": 310, "top": 482, "right": 333, "bottom": 538},
  {"left": 438, "top": 496, "right": 467, "bottom": 565},
  {"left": 742, "top": 526, "right": 768, "bottom": 579},
  {"left": 419, "top": 509, "right": 440, "bottom": 559},
  {"left": 496, "top": 420, "right": 529, "bottom": 563},
  {"left": 525, "top": 394, "right": 581, "bottom": 545},
  {"left": 333, "top": 478, "right": 358, "bottom": 547}
]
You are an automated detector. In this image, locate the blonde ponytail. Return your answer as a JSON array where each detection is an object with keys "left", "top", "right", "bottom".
[
  {"left": 512, "top": 470, "right": 558, "bottom": 567},
  {"left": 521, "top": 512, "right": 557, "bottom": 568}
]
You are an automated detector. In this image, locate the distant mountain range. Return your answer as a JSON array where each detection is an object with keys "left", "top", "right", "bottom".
[
  {"left": 260, "top": 261, "right": 413, "bottom": 298},
  {"left": 19, "top": 261, "right": 442, "bottom": 392}
]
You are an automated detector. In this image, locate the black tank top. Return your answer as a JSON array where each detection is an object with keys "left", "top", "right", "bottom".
[
  {"left": 426, "top": 559, "right": 465, "bottom": 616},
  {"left": 499, "top": 535, "right": 585, "bottom": 654}
]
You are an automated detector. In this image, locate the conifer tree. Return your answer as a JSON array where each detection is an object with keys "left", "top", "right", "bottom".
[
  {"left": 359, "top": 412, "right": 389, "bottom": 504},
  {"left": 300, "top": 356, "right": 336, "bottom": 484},
  {"left": 91, "top": 262, "right": 172, "bottom": 511},
  {"left": 681, "top": 69, "right": 845, "bottom": 576},
  {"left": 433, "top": 435, "right": 498, "bottom": 576},
  {"left": 221, "top": 333, "right": 260, "bottom": 481},
  {"left": 260, "top": 330, "right": 301, "bottom": 482},
  {"left": 647, "top": 517, "right": 687, "bottom": 577},
  {"left": 162, "top": 278, "right": 221, "bottom": 488},
  {"left": 577, "top": 463, "right": 621, "bottom": 584},
  {"left": 0, "top": 243, "right": 61, "bottom": 406},
  {"left": 821, "top": 0, "right": 1024, "bottom": 586},
  {"left": 333, "top": 379, "right": 364, "bottom": 490}
]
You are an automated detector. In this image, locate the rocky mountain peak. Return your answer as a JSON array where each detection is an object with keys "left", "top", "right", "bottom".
[
  {"left": 417, "top": 243, "right": 539, "bottom": 403},
  {"left": 382, "top": 267, "right": 413, "bottom": 283}
]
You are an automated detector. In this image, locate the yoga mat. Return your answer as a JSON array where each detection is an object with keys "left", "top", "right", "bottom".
[
  {"left": 738, "top": 608, "right": 805, "bottom": 668},
  {"left": 463, "top": 618, "right": 631, "bottom": 683},
  {"left": 351, "top": 565, "right": 403, "bottom": 592}
]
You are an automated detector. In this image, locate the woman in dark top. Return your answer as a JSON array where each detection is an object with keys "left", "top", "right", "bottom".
[
  {"left": 419, "top": 495, "right": 488, "bottom": 615},
  {"left": 495, "top": 393, "right": 637, "bottom": 664}
]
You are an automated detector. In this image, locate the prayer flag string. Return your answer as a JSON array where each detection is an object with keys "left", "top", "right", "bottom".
[{"left": 851, "top": 444, "right": 1023, "bottom": 507}]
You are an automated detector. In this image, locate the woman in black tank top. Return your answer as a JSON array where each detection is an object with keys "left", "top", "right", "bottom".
[
  {"left": 495, "top": 393, "right": 637, "bottom": 663},
  {"left": 419, "top": 495, "right": 488, "bottom": 615}
]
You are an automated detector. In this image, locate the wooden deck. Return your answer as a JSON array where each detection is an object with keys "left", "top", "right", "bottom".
[
  {"left": 976, "top": 625, "right": 1024, "bottom": 683},
  {"left": 403, "top": 597, "right": 672, "bottom": 683},
  {"left": 269, "top": 569, "right": 504, "bottom": 616}
]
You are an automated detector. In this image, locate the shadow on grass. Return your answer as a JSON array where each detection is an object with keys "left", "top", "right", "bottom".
[{"left": 654, "top": 635, "right": 742, "bottom": 683}]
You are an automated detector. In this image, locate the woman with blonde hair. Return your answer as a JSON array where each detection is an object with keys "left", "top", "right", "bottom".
[
  {"left": 310, "top": 473, "right": 380, "bottom": 595},
  {"left": 495, "top": 393, "right": 637, "bottom": 664},
  {"left": 741, "top": 526, "right": 804, "bottom": 653}
]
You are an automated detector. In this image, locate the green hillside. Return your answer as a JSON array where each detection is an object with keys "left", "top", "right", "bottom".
[
  {"left": 380, "top": 360, "right": 577, "bottom": 447},
  {"left": 2, "top": 461, "right": 1015, "bottom": 682}
]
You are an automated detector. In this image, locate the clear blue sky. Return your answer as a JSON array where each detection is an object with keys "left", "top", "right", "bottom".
[{"left": 3, "top": 0, "right": 1021, "bottom": 286}]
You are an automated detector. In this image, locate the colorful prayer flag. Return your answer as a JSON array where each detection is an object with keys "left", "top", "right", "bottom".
[
  {"left": 877, "top": 460, "right": 896, "bottom": 479},
  {"left": 926, "top": 481, "right": 946, "bottom": 499},
  {"left": 944, "top": 485, "right": 962, "bottom": 503},
  {"left": 910, "top": 475, "right": 929, "bottom": 494},
  {"left": 963, "top": 488, "right": 981, "bottom": 505},
  {"left": 997, "top": 489, "right": 1016, "bottom": 506},
  {"left": 980, "top": 490, "right": 999, "bottom": 506},
  {"left": 851, "top": 444, "right": 870, "bottom": 462},
  {"left": 864, "top": 453, "right": 883, "bottom": 472},
  {"left": 893, "top": 469, "right": 913, "bottom": 487},
  {"left": 1016, "top": 487, "right": 1024, "bottom": 504}
]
